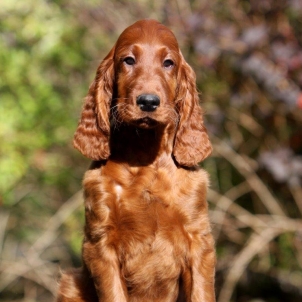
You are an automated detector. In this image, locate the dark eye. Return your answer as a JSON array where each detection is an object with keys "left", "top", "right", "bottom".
[
  {"left": 124, "top": 57, "right": 135, "bottom": 65},
  {"left": 163, "top": 59, "right": 174, "bottom": 68}
]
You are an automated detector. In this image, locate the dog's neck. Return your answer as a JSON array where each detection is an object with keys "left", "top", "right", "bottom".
[{"left": 109, "top": 123, "right": 176, "bottom": 166}]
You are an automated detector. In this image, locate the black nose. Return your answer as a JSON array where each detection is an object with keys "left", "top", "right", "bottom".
[{"left": 136, "top": 94, "right": 160, "bottom": 112}]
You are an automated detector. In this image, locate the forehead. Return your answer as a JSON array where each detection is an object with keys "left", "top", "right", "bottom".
[{"left": 115, "top": 20, "right": 180, "bottom": 54}]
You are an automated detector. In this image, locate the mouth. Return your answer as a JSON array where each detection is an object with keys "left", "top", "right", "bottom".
[{"left": 134, "top": 117, "right": 159, "bottom": 128}]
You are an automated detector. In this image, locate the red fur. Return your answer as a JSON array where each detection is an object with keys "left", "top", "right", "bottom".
[{"left": 57, "top": 19, "right": 215, "bottom": 302}]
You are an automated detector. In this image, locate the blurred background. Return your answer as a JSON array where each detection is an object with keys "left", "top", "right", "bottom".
[{"left": 1, "top": 0, "right": 302, "bottom": 301}]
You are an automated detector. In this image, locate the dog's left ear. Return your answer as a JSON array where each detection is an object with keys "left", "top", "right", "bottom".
[
  {"left": 173, "top": 53, "right": 212, "bottom": 167},
  {"left": 73, "top": 46, "right": 115, "bottom": 160}
]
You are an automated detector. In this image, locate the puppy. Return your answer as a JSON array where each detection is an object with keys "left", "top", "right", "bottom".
[{"left": 57, "top": 19, "right": 215, "bottom": 302}]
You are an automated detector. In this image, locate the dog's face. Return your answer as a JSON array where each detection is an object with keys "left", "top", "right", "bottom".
[
  {"left": 112, "top": 20, "right": 181, "bottom": 129},
  {"left": 73, "top": 19, "right": 212, "bottom": 166}
]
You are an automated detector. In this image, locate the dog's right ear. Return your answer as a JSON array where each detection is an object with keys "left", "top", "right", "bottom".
[{"left": 73, "top": 46, "right": 115, "bottom": 160}]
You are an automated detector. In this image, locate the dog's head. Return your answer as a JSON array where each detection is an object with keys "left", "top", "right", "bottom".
[{"left": 73, "top": 19, "right": 212, "bottom": 166}]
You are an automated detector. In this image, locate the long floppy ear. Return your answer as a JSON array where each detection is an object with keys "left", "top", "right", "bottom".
[
  {"left": 173, "top": 53, "right": 212, "bottom": 167},
  {"left": 73, "top": 46, "right": 115, "bottom": 160}
]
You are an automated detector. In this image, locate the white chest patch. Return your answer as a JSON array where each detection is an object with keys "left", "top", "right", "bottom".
[{"left": 114, "top": 184, "right": 123, "bottom": 200}]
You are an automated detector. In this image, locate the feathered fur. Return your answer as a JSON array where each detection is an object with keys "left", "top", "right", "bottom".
[{"left": 57, "top": 19, "right": 215, "bottom": 302}]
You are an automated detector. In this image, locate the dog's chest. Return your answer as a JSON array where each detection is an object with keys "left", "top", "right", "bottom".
[
  {"left": 108, "top": 169, "right": 193, "bottom": 291},
  {"left": 84, "top": 162, "right": 208, "bottom": 294}
]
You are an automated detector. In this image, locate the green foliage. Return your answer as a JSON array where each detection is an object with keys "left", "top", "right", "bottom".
[{"left": 0, "top": 0, "right": 92, "bottom": 201}]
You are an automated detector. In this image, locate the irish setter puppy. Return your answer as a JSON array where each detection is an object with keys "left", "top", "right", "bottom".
[{"left": 57, "top": 19, "right": 215, "bottom": 302}]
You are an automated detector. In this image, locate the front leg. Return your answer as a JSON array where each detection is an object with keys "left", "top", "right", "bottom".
[
  {"left": 82, "top": 169, "right": 128, "bottom": 302},
  {"left": 82, "top": 238, "right": 128, "bottom": 302},
  {"left": 182, "top": 232, "right": 216, "bottom": 302},
  {"left": 191, "top": 232, "right": 216, "bottom": 302}
]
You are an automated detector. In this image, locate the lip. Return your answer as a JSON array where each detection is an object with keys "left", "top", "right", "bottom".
[{"left": 134, "top": 117, "right": 158, "bottom": 128}]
